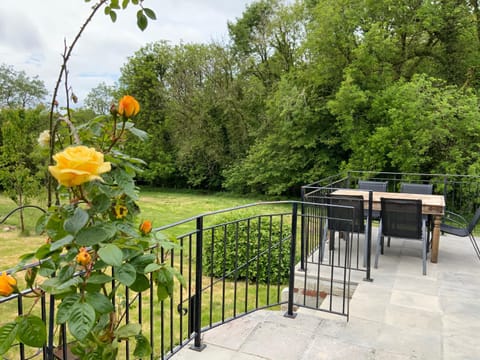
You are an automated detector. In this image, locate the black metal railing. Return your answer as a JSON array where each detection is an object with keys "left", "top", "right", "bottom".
[
  {"left": 0, "top": 200, "right": 355, "bottom": 359},
  {"left": 300, "top": 171, "right": 480, "bottom": 281},
  {"left": 344, "top": 171, "right": 480, "bottom": 215}
]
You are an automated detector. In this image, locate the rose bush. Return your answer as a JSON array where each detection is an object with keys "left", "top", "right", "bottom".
[
  {"left": 0, "top": 2, "right": 170, "bottom": 358},
  {"left": 0, "top": 94, "right": 184, "bottom": 359}
]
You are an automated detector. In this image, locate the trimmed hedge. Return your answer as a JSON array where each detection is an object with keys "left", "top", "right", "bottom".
[{"left": 203, "top": 212, "right": 292, "bottom": 284}]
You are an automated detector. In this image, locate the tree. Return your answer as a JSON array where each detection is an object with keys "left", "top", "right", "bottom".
[
  {"left": 84, "top": 81, "right": 117, "bottom": 114},
  {"left": 0, "top": 64, "right": 47, "bottom": 109},
  {"left": 340, "top": 75, "right": 480, "bottom": 175},
  {"left": 0, "top": 109, "right": 48, "bottom": 231}
]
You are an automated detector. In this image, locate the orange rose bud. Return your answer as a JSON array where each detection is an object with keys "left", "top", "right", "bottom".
[
  {"left": 25, "top": 267, "right": 38, "bottom": 288},
  {"left": 118, "top": 95, "right": 140, "bottom": 118},
  {"left": 139, "top": 220, "right": 152, "bottom": 235},
  {"left": 76, "top": 247, "right": 92, "bottom": 266},
  {"left": 0, "top": 272, "right": 18, "bottom": 297}
]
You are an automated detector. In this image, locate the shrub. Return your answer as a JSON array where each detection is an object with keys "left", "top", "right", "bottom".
[{"left": 203, "top": 212, "right": 292, "bottom": 284}]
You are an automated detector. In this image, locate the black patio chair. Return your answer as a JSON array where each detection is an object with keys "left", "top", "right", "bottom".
[
  {"left": 375, "top": 198, "right": 428, "bottom": 275},
  {"left": 399, "top": 183, "right": 433, "bottom": 195},
  {"left": 322, "top": 194, "right": 366, "bottom": 261},
  {"left": 358, "top": 180, "right": 388, "bottom": 220},
  {"left": 440, "top": 208, "right": 480, "bottom": 261},
  {"left": 358, "top": 180, "right": 388, "bottom": 192},
  {"left": 399, "top": 182, "right": 434, "bottom": 247}
]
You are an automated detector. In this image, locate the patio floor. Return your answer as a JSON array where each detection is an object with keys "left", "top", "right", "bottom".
[{"left": 170, "top": 231, "right": 480, "bottom": 360}]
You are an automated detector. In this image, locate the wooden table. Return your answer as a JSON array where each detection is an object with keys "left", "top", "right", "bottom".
[{"left": 331, "top": 189, "right": 445, "bottom": 263}]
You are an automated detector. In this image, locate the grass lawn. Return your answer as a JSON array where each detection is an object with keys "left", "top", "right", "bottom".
[
  {"left": 0, "top": 189, "right": 293, "bottom": 358},
  {"left": 0, "top": 188, "right": 290, "bottom": 270}
]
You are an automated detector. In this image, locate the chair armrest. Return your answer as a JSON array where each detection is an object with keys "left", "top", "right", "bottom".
[{"left": 442, "top": 210, "right": 468, "bottom": 227}]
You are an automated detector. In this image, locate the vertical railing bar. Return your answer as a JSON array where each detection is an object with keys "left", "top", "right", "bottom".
[
  {"left": 191, "top": 216, "right": 206, "bottom": 351},
  {"left": 188, "top": 234, "right": 193, "bottom": 335},
  {"left": 255, "top": 218, "right": 261, "bottom": 309},
  {"left": 209, "top": 229, "right": 214, "bottom": 327},
  {"left": 276, "top": 214, "right": 284, "bottom": 303},
  {"left": 285, "top": 202, "right": 297, "bottom": 318},
  {"left": 41, "top": 292, "right": 47, "bottom": 359},
  {"left": 303, "top": 212, "right": 309, "bottom": 305},
  {"left": 300, "top": 189, "right": 306, "bottom": 270},
  {"left": 315, "top": 227, "right": 322, "bottom": 308},
  {"left": 179, "top": 237, "right": 184, "bottom": 348},
  {"left": 266, "top": 215, "right": 272, "bottom": 305},
  {"left": 245, "top": 218, "right": 251, "bottom": 313},
  {"left": 60, "top": 324, "right": 67, "bottom": 360},
  {"left": 160, "top": 247, "right": 165, "bottom": 357},
  {"left": 341, "top": 229, "right": 351, "bottom": 315},
  {"left": 47, "top": 293, "right": 56, "bottom": 359},
  {"left": 346, "top": 227, "right": 353, "bottom": 318},
  {"left": 125, "top": 287, "right": 130, "bottom": 359},
  {"left": 233, "top": 221, "right": 239, "bottom": 318},
  {"left": 170, "top": 248, "right": 175, "bottom": 353},
  {"left": 149, "top": 272, "right": 155, "bottom": 360},
  {"left": 17, "top": 295, "right": 25, "bottom": 360},
  {"left": 221, "top": 226, "right": 227, "bottom": 323},
  {"left": 365, "top": 190, "right": 373, "bottom": 281}
]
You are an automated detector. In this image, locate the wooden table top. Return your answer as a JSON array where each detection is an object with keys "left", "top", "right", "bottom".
[{"left": 331, "top": 189, "right": 445, "bottom": 216}]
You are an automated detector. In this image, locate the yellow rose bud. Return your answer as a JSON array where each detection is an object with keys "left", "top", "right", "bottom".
[
  {"left": 0, "top": 272, "right": 17, "bottom": 297},
  {"left": 48, "top": 146, "right": 111, "bottom": 187},
  {"left": 139, "top": 220, "right": 152, "bottom": 235},
  {"left": 118, "top": 95, "right": 140, "bottom": 118},
  {"left": 76, "top": 248, "right": 92, "bottom": 266}
]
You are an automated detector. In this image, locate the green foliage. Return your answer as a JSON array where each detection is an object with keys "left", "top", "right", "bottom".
[
  {"left": 0, "top": 64, "right": 47, "bottom": 109},
  {"left": 84, "top": 82, "right": 117, "bottom": 115},
  {"left": 203, "top": 212, "right": 291, "bottom": 284},
  {"left": 340, "top": 74, "right": 480, "bottom": 175},
  {"left": 5, "top": 0, "right": 480, "bottom": 199},
  {"left": 0, "top": 315, "right": 46, "bottom": 354},
  {"left": 0, "top": 1, "right": 174, "bottom": 358},
  {"left": 0, "top": 108, "right": 47, "bottom": 230}
]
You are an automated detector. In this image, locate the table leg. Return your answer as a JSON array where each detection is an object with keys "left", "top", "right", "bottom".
[{"left": 431, "top": 215, "right": 441, "bottom": 263}]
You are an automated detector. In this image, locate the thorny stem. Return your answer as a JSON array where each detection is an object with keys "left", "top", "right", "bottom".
[
  {"left": 107, "top": 117, "right": 128, "bottom": 153},
  {"left": 47, "top": 0, "right": 109, "bottom": 207}
]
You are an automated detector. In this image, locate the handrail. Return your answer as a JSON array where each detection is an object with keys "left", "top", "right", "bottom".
[{"left": 0, "top": 205, "right": 46, "bottom": 225}]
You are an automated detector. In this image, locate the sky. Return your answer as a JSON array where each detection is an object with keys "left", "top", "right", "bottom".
[{"left": 0, "top": 0, "right": 256, "bottom": 106}]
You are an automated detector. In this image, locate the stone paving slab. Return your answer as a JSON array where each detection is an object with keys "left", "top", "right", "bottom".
[{"left": 170, "top": 233, "right": 480, "bottom": 360}]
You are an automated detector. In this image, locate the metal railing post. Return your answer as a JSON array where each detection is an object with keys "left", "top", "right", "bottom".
[
  {"left": 285, "top": 202, "right": 298, "bottom": 318},
  {"left": 300, "top": 189, "right": 306, "bottom": 271},
  {"left": 364, "top": 191, "right": 373, "bottom": 281},
  {"left": 190, "top": 216, "right": 206, "bottom": 352}
]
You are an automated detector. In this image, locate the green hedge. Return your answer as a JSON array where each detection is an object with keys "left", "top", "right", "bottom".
[{"left": 203, "top": 212, "right": 292, "bottom": 284}]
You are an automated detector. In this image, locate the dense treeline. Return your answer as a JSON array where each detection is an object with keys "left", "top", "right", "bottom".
[{"left": 3, "top": 0, "right": 480, "bottom": 198}]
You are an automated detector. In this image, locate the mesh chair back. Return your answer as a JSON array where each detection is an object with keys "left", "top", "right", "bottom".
[
  {"left": 400, "top": 183, "right": 433, "bottom": 194},
  {"left": 358, "top": 180, "right": 388, "bottom": 192},
  {"left": 327, "top": 195, "right": 365, "bottom": 233},
  {"left": 380, "top": 198, "right": 423, "bottom": 239}
]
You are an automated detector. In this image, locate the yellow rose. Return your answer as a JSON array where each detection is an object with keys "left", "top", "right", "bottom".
[
  {"left": 118, "top": 95, "right": 140, "bottom": 118},
  {"left": 48, "top": 146, "right": 111, "bottom": 187},
  {"left": 0, "top": 272, "right": 17, "bottom": 297}
]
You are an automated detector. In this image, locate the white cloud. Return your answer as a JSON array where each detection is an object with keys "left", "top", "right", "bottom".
[{"left": 0, "top": 0, "right": 255, "bottom": 106}]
